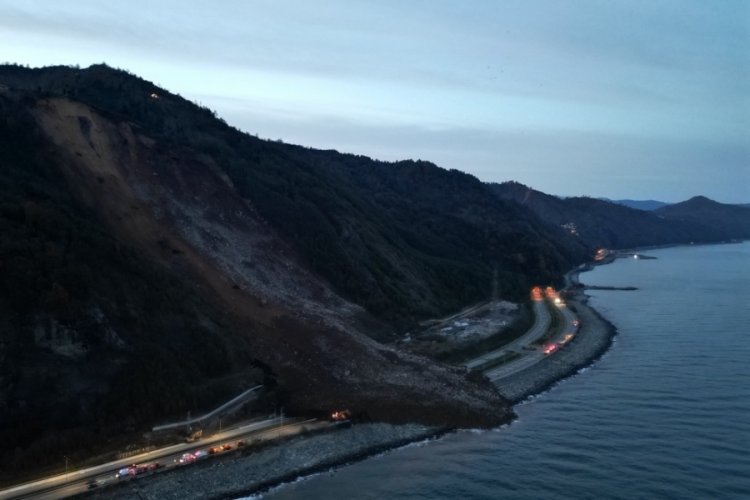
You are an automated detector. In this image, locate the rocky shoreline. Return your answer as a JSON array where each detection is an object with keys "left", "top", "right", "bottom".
[
  {"left": 85, "top": 423, "right": 446, "bottom": 500},
  {"left": 87, "top": 278, "right": 617, "bottom": 500}
]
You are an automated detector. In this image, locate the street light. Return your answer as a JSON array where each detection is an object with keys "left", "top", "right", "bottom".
[{"left": 64, "top": 456, "right": 69, "bottom": 478}]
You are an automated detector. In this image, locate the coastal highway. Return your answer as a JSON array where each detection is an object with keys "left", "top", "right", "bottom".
[
  {"left": 464, "top": 299, "right": 551, "bottom": 370},
  {"left": 0, "top": 417, "right": 326, "bottom": 500},
  {"left": 486, "top": 300, "right": 580, "bottom": 382}
]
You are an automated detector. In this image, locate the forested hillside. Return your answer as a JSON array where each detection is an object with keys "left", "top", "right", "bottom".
[{"left": 655, "top": 196, "right": 750, "bottom": 239}]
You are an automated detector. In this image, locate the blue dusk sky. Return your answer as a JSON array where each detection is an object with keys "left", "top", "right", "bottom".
[{"left": 1, "top": 0, "right": 748, "bottom": 203}]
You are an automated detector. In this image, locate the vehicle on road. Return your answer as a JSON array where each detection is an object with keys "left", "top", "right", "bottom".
[
  {"left": 543, "top": 343, "right": 559, "bottom": 355},
  {"left": 330, "top": 410, "right": 351, "bottom": 421},
  {"left": 116, "top": 463, "right": 161, "bottom": 478}
]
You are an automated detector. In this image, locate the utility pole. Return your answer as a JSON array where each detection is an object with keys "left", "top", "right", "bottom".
[
  {"left": 64, "top": 456, "right": 69, "bottom": 478},
  {"left": 492, "top": 264, "right": 499, "bottom": 300},
  {"left": 276, "top": 407, "right": 284, "bottom": 438}
]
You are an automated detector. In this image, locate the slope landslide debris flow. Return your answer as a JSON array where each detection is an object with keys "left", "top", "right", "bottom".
[
  {"left": 91, "top": 274, "right": 615, "bottom": 500},
  {"left": 0, "top": 63, "right": 741, "bottom": 484}
]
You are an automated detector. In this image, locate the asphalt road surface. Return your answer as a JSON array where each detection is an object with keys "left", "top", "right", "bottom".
[{"left": 0, "top": 417, "right": 325, "bottom": 500}]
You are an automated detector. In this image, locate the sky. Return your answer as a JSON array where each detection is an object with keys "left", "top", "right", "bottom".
[{"left": 1, "top": 0, "right": 748, "bottom": 203}]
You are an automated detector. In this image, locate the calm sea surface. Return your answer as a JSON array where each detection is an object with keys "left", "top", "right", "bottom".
[{"left": 258, "top": 242, "right": 750, "bottom": 499}]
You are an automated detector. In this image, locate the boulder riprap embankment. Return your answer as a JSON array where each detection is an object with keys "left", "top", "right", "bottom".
[{"left": 85, "top": 423, "right": 444, "bottom": 500}]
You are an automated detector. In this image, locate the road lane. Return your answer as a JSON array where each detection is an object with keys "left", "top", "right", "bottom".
[
  {"left": 464, "top": 300, "right": 551, "bottom": 370},
  {"left": 0, "top": 417, "right": 324, "bottom": 500}
]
